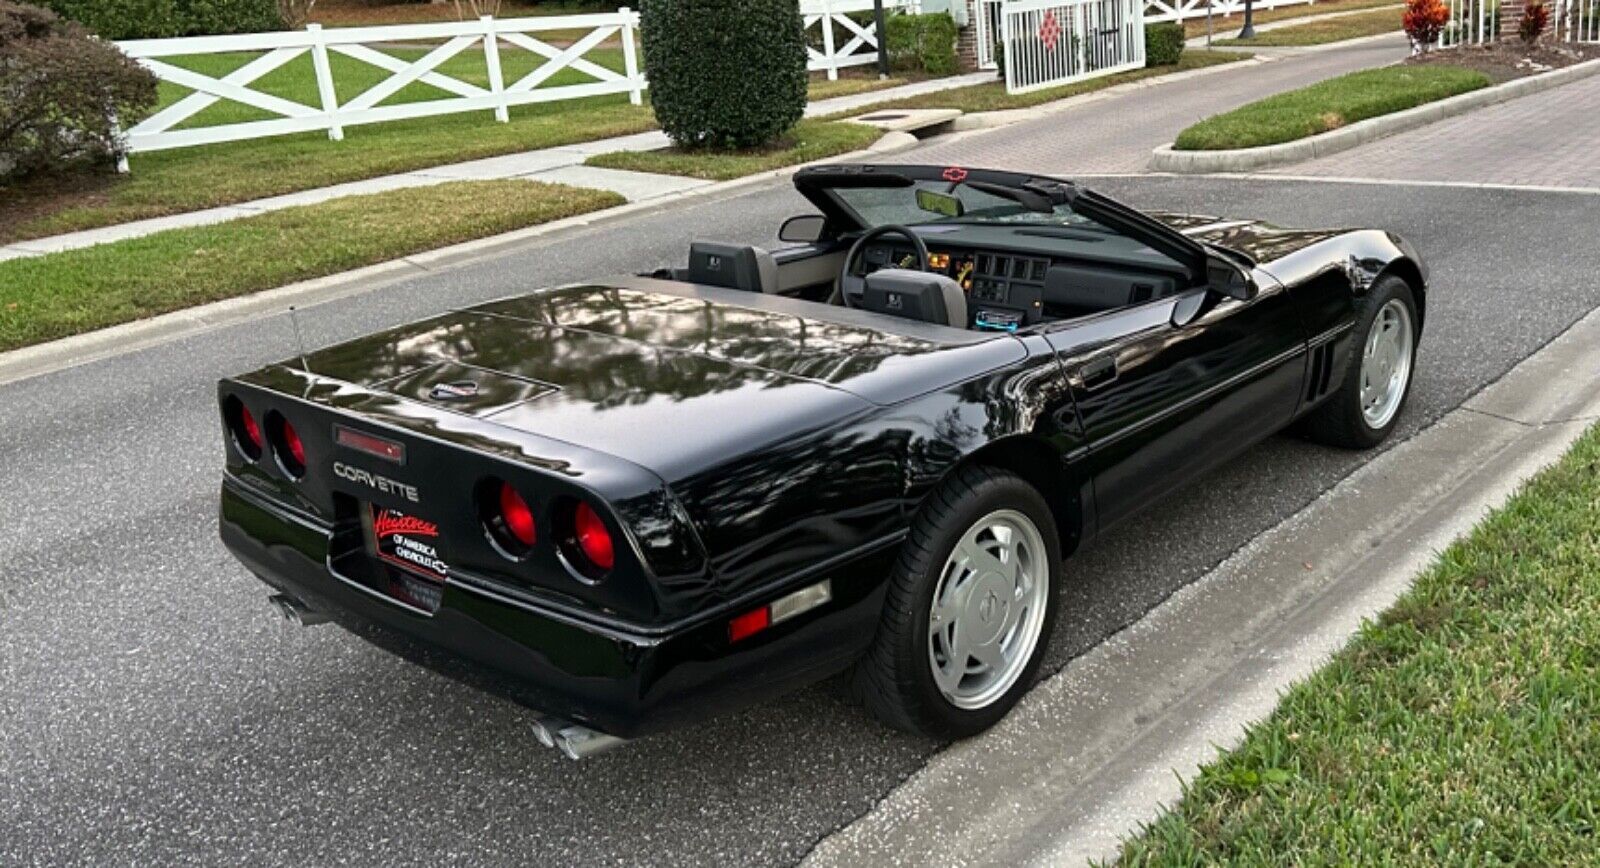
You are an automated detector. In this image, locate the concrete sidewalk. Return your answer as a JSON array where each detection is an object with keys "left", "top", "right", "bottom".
[{"left": 0, "top": 72, "right": 990, "bottom": 264}]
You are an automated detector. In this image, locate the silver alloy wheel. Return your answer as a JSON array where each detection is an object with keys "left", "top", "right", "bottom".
[
  {"left": 927, "top": 508, "right": 1050, "bottom": 710},
  {"left": 1359, "top": 298, "right": 1415, "bottom": 430}
]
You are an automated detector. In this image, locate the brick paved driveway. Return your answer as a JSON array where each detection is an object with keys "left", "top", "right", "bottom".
[{"left": 1273, "top": 70, "right": 1600, "bottom": 188}]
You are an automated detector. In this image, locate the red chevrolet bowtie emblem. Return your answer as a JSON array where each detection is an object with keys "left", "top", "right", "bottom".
[
  {"left": 942, "top": 166, "right": 968, "bottom": 182},
  {"left": 1039, "top": 10, "right": 1062, "bottom": 51}
]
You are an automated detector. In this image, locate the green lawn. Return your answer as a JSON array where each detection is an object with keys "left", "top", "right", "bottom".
[
  {"left": 830, "top": 51, "right": 1244, "bottom": 115},
  {"left": 1112, "top": 421, "right": 1600, "bottom": 864},
  {"left": 0, "top": 180, "right": 622, "bottom": 352},
  {"left": 1217, "top": 7, "right": 1402, "bottom": 46},
  {"left": 1173, "top": 66, "right": 1490, "bottom": 150},
  {"left": 1183, "top": 0, "right": 1400, "bottom": 38},
  {"left": 583, "top": 119, "right": 881, "bottom": 181},
  {"left": 0, "top": 46, "right": 899, "bottom": 244}
]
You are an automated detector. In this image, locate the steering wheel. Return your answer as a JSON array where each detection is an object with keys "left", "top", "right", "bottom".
[{"left": 836, "top": 225, "right": 931, "bottom": 308}]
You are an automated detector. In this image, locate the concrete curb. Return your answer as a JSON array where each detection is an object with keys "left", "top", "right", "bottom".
[
  {"left": 0, "top": 139, "right": 890, "bottom": 388},
  {"left": 804, "top": 290, "right": 1600, "bottom": 868},
  {"left": 1150, "top": 56, "right": 1600, "bottom": 173}
]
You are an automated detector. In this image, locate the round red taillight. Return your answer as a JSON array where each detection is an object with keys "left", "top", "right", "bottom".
[
  {"left": 240, "top": 408, "right": 262, "bottom": 450},
  {"left": 573, "top": 501, "right": 615, "bottom": 572},
  {"left": 283, "top": 420, "right": 306, "bottom": 467},
  {"left": 225, "top": 396, "right": 263, "bottom": 461},
  {"left": 499, "top": 482, "right": 537, "bottom": 548}
]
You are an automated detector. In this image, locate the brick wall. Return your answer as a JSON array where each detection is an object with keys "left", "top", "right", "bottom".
[{"left": 1499, "top": 0, "right": 1525, "bottom": 39}]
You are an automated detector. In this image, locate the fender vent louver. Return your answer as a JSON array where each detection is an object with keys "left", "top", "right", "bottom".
[{"left": 1305, "top": 341, "right": 1338, "bottom": 405}]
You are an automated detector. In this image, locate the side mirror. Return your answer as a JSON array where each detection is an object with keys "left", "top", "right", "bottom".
[
  {"left": 1206, "top": 256, "right": 1258, "bottom": 302},
  {"left": 779, "top": 214, "right": 827, "bottom": 244}
]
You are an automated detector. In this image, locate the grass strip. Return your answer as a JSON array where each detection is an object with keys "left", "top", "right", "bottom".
[
  {"left": 582, "top": 119, "right": 881, "bottom": 181},
  {"left": 826, "top": 51, "right": 1244, "bottom": 115},
  {"left": 0, "top": 180, "right": 622, "bottom": 353},
  {"left": 1111, "top": 421, "right": 1600, "bottom": 865},
  {"left": 1173, "top": 65, "right": 1489, "bottom": 150},
  {"left": 1217, "top": 7, "right": 1402, "bottom": 46}
]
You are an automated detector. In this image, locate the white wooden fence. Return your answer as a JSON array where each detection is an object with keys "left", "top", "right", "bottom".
[
  {"left": 1000, "top": 0, "right": 1146, "bottom": 93},
  {"left": 802, "top": 0, "right": 920, "bottom": 80},
  {"left": 1144, "top": 0, "right": 1316, "bottom": 23},
  {"left": 116, "top": 10, "right": 644, "bottom": 158},
  {"left": 1439, "top": 0, "right": 1597, "bottom": 46}
]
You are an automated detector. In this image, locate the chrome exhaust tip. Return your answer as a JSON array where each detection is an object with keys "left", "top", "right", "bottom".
[
  {"left": 269, "top": 593, "right": 330, "bottom": 627},
  {"left": 532, "top": 716, "right": 627, "bottom": 759}
]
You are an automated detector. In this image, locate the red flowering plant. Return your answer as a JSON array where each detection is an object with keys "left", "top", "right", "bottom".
[
  {"left": 1520, "top": 0, "right": 1551, "bottom": 43},
  {"left": 1403, "top": 0, "right": 1451, "bottom": 53}
]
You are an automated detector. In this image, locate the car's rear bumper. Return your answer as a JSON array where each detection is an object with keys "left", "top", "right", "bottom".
[{"left": 219, "top": 479, "right": 895, "bottom": 739}]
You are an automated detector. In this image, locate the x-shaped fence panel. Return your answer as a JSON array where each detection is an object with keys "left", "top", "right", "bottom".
[
  {"left": 802, "top": 0, "right": 919, "bottom": 80},
  {"left": 116, "top": 10, "right": 645, "bottom": 163}
]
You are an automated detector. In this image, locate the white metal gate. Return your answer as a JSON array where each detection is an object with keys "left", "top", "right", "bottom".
[
  {"left": 976, "top": 0, "right": 1007, "bottom": 68},
  {"left": 1560, "top": 0, "right": 1599, "bottom": 41},
  {"left": 1000, "top": 0, "right": 1146, "bottom": 94},
  {"left": 1438, "top": 0, "right": 1500, "bottom": 46},
  {"left": 1441, "top": 0, "right": 1597, "bottom": 45}
]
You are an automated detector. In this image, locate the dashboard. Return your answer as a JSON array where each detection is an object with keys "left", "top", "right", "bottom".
[{"left": 861, "top": 243, "right": 1052, "bottom": 331}]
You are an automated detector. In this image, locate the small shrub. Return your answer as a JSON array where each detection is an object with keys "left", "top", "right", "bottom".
[
  {"left": 885, "top": 12, "right": 959, "bottom": 75},
  {"left": 1402, "top": 0, "right": 1450, "bottom": 52},
  {"left": 0, "top": 2, "right": 158, "bottom": 180},
  {"left": 1144, "top": 21, "right": 1184, "bottom": 66},
  {"left": 1519, "top": 0, "right": 1550, "bottom": 42},
  {"left": 640, "top": 0, "right": 807, "bottom": 150},
  {"left": 31, "top": 0, "right": 283, "bottom": 39}
]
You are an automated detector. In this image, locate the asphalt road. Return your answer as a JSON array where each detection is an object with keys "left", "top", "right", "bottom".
[{"left": 5, "top": 163, "right": 1600, "bottom": 863}]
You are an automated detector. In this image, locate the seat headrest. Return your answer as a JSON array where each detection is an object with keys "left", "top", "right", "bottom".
[
  {"left": 860, "top": 269, "right": 968, "bottom": 329},
  {"left": 687, "top": 241, "right": 778, "bottom": 293}
]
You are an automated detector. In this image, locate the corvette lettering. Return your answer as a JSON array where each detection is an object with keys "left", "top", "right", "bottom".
[{"left": 334, "top": 461, "right": 419, "bottom": 502}]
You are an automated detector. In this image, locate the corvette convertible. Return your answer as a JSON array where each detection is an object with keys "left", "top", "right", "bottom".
[{"left": 218, "top": 164, "right": 1426, "bottom": 757}]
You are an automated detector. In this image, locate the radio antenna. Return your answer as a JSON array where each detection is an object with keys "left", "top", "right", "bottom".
[{"left": 288, "top": 306, "right": 310, "bottom": 372}]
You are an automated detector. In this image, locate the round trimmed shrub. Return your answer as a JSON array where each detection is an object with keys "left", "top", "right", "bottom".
[
  {"left": 0, "top": 1, "right": 158, "bottom": 180},
  {"left": 1144, "top": 22, "right": 1184, "bottom": 66},
  {"left": 886, "top": 12, "right": 959, "bottom": 76},
  {"left": 640, "top": 0, "right": 808, "bottom": 150}
]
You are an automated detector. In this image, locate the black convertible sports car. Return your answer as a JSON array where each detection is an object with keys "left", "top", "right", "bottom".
[{"left": 218, "top": 164, "right": 1425, "bottom": 757}]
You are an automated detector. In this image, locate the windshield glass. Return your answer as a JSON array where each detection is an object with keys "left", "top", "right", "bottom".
[{"left": 830, "top": 180, "right": 1108, "bottom": 231}]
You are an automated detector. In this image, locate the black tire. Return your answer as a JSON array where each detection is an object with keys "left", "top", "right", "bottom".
[
  {"left": 851, "top": 465, "right": 1062, "bottom": 739},
  {"left": 1300, "top": 275, "right": 1420, "bottom": 450}
]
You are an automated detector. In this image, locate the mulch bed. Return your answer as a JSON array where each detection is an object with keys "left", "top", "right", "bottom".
[
  {"left": 0, "top": 173, "right": 121, "bottom": 245},
  {"left": 1408, "top": 40, "right": 1600, "bottom": 83}
]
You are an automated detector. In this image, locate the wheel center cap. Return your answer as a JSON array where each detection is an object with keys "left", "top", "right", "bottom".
[{"left": 963, "top": 573, "right": 1011, "bottom": 646}]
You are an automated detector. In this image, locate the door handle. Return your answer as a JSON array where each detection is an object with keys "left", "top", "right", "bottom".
[{"left": 1077, "top": 355, "right": 1118, "bottom": 390}]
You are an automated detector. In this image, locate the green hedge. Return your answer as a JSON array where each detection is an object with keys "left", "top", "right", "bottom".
[
  {"left": 886, "top": 12, "right": 960, "bottom": 76},
  {"left": 640, "top": 0, "right": 807, "bottom": 150},
  {"left": 1145, "top": 21, "right": 1185, "bottom": 66},
  {"left": 28, "top": 0, "right": 282, "bottom": 39}
]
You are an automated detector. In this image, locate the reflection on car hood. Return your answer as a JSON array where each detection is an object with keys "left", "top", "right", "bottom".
[
  {"left": 286, "top": 281, "right": 1024, "bottom": 478},
  {"left": 1148, "top": 211, "right": 1349, "bottom": 264}
]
